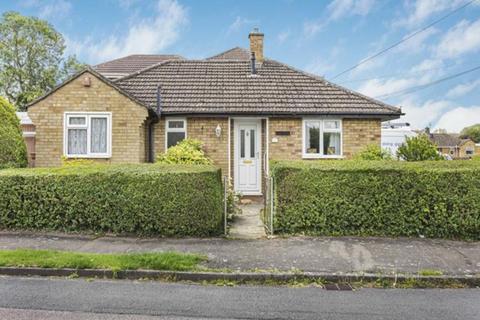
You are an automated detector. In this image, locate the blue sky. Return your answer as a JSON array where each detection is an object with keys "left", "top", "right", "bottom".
[{"left": 2, "top": 0, "right": 480, "bottom": 132}]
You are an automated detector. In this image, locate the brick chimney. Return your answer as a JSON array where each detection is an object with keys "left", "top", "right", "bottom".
[{"left": 249, "top": 27, "right": 264, "bottom": 63}]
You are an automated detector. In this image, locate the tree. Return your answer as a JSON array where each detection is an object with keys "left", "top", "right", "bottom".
[
  {"left": 0, "top": 97, "right": 27, "bottom": 169},
  {"left": 0, "top": 12, "right": 85, "bottom": 111},
  {"left": 396, "top": 134, "right": 443, "bottom": 161},
  {"left": 354, "top": 144, "right": 392, "bottom": 160},
  {"left": 156, "top": 139, "right": 213, "bottom": 165},
  {"left": 460, "top": 124, "right": 480, "bottom": 143}
]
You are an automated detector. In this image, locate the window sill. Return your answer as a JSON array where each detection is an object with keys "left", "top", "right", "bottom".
[
  {"left": 302, "top": 154, "right": 345, "bottom": 160},
  {"left": 64, "top": 154, "right": 111, "bottom": 159}
]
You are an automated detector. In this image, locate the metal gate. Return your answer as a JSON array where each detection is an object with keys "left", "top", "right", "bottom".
[{"left": 263, "top": 175, "right": 274, "bottom": 235}]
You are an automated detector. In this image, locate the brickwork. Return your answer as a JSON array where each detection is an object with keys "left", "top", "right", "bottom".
[
  {"left": 28, "top": 71, "right": 149, "bottom": 167},
  {"left": 268, "top": 117, "right": 381, "bottom": 160}
]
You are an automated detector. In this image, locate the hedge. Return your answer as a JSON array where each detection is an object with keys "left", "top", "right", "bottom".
[
  {"left": 0, "top": 164, "right": 224, "bottom": 236},
  {"left": 271, "top": 160, "right": 480, "bottom": 240},
  {"left": 0, "top": 97, "right": 27, "bottom": 169}
]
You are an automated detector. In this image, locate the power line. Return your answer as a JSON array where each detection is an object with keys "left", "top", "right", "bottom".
[
  {"left": 374, "top": 64, "right": 480, "bottom": 100},
  {"left": 329, "top": 0, "right": 478, "bottom": 80}
]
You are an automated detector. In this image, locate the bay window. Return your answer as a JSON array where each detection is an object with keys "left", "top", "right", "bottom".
[
  {"left": 64, "top": 112, "right": 111, "bottom": 158},
  {"left": 303, "top": 119, "right": 342, "bottom": 158},
  {"left": 165, "top": 118, "right": 187, "bottom": 149}
]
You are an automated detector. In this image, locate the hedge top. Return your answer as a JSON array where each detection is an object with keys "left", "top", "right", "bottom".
[
  {"left": 271, "top": 160, "right": 480, "bottom": 173},
  {"left": 0, "top": 163, "right": 220, "bottom": 177}
]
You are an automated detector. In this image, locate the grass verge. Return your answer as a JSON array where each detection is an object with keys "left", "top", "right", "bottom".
[{"left": 0, "top": 249, "right": 206, "bottom": 272}]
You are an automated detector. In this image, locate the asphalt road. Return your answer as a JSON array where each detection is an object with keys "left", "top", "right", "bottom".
[{"left": 0, "top": 276, "right": 479, "bottom": 320}]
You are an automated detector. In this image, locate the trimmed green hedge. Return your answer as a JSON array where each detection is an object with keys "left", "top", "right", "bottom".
[
  {"left": 0, "top": 97, "right": 27, "bottom": 169},
  {"left": 0, "top": 164, "right": 223, "bottom": 236},
  {"left": 271, "top": 160, "right": 480, "bottom": 240}
]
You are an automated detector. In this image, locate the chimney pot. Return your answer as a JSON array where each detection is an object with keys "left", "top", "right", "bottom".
[{"left": 249, "top": 28, "right": 264, "bottom": 63}]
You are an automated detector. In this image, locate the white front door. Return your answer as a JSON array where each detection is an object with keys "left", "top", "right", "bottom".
[{"left": 234, "top": 120, "right": 261, "bottom": 195}]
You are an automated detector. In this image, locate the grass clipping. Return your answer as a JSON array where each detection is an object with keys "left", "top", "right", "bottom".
[{"left": 0, "top": 249, "right": 206, "bottom": 272}]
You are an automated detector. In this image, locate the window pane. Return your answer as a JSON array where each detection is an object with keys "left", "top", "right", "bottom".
[
  {"left": 68, "top": 129, "right": 87, "bottom": 154},
  {"left": 324, "top": 120, "right": 339, "bottom": 130},
  {"left": 69, "top": 117, "right": 86, "bottom": 125},
  {"left": 305, "top": 122, "right": 320, "bottom": 154},
  {"left": 250, "top": 129, "right": 255, "bottom": 158},
  {"left": 168, "top": 120, "right": 184, "bottom": 129},
  {"left": 240, "top": 129, "right": 245, "bottom": 158},
  {"left": 167, "top": 132, "right": 185, "bottom": 148},
  {"left": 323, "top": 132, "right": 341, "bottom": 155},
  {"left": 91, "top": 117, "right": 107, "bottom": 153}
]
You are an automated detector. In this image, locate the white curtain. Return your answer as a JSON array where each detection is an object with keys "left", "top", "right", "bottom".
[
  {"left": 68, "top": 129, "right": 87, "bottom": 154},
  {"left": 91, "top": 118, "right": 107, "bottom": 153}
]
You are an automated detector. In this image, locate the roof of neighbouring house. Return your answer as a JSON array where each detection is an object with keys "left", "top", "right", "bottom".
[
  {"left": 206, "top": 47, "right": 252, "bottom": 60},
  {"left": 429, "top": 133, "right": 472, "bottom": 147},
  {"left": 114, "top": 54, "right": 402, "bottom": 119},
  {"left": 94, "top": 54, "right": 184, "bottom": 79}
]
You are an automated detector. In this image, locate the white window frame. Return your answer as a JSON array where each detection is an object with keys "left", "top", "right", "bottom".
[
  {"left": 63, "top": 112, "right": 112, "bottom": 158},
  {"left": 165, "top": 117, "right": 187, "bottom": 150},
  {"left": 302, "top": 118, "right": 343, "bottom": 159}
]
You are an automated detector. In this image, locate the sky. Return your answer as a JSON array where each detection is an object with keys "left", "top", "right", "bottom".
[{"left": 1, "top": 0, "right": 480, "bottom": 132}]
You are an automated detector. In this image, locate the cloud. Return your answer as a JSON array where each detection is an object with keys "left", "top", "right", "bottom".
[
  {"left": 434, "top": 106, "right": 480, "bottom": 132},
  {"left": 435, "top": 19, "right": 480, "bottom": 59},
  {"left": 228, "top": 16, "right": 256, "bottom": 34},
  {"left": 302, "top": 0, "right": 376, "bottom": 38},
  {"left": 446, "top": 79, "right": 480, "bottom": 98},
  {"left": 67, "top": 0, "right": 188, "bottom": 64},
  {"left": 394, "top": 0, "right": 465, "bottom": 28},
  {"left": 394, "top": 27, "right": 438, "bottom": 53},
  {"left": 399, "top": 98, "right": 451, "bottom": 129},
  {"left": 277, "top": 30, "right": 291, "bottom": 44},
  {"left": 21, "top": 0, "right": 72, "bottom": 19},
  {"left": 327, "top": 0, "right": 376, "bottom": 20}
]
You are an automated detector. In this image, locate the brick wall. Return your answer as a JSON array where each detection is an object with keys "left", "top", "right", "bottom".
[
  {"left": 28, "top": 71, "right": 149, "bottom": 167},
  {"left": 153, "top": 117, "right": 229, "bottom": 176},
  {"left": 268, "top": 117, "right": 381, "bottom": 160}
]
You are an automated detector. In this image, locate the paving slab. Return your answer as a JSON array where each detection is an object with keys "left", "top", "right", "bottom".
[
  {"left": 228, "top": 203, "right": 266, "bottom": 239},
  {"left": 0, "top": 231, "right": 479, "bottom": 276}
]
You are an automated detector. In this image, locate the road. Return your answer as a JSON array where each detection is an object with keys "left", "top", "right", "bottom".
[{"left": 0, "top": 276, "right": 479, "bottom": 320}]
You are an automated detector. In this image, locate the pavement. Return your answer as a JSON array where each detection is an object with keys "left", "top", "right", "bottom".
[
  {"left": 1, "top": 231, "right": 479, "bottom": 276},
  {"left": 228, "top": 203, "right": 266, "bottom": 239},
  {"left": 0, "top": 276, "right": 479, "bottom": 320}
]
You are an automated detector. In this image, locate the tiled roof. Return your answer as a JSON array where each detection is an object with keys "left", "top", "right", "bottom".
[
  {"left": 429, "top": 133, "right": 469, "bottom": 147},
  {"left": 115, "top": 57, "right": 402, "bottom": 118},
  {"left": 94, "top": 54, "right": 183, "bottom": 79},
  {"left": 207, "top": 47, "right": 251, "bottom": 60}
]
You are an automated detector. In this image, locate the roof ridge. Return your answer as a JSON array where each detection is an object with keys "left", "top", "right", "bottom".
[
  {"left": 265, "top": 58, "right": 402, "bottom": 114},
  {"left": 206, "top": 47, "right": 250, "bottom": 60}
]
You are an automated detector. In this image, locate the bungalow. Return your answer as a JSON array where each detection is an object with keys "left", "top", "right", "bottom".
[
  {"left": 428, "top": 133, "right": 476, "bottom": 159},
  {"left": 26, "top": 29, "right": 402, "bottom": 195}
]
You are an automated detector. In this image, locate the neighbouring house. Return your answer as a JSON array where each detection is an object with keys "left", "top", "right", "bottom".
[
  {"left": 428, "top": 133, "right": 476, "bottom": 159},
  {"left": 381, "top": 122, "right": 417, "bottom": 157},
  {"left": 25, "top": 29, "right": 402, "bottom": 195}
]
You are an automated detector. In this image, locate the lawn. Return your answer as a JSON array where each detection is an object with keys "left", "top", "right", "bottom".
[{"left": 0, "top": 249, "right": 206, "bottom": 272}]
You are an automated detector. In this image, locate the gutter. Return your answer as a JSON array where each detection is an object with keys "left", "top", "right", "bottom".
[{"left": 147, "top": 84, "right": 162, "bottom": 163}]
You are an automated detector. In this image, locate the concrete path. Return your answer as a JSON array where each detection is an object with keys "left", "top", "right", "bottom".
[
  {"left": 1, "top": 232, "right": 479, "bottom": 276},
  {"left": 1, "top": 277, "right": 479, "bottom": 320},
  {"left": 228, "top": 203, "right": 266, "bottom": 239}
]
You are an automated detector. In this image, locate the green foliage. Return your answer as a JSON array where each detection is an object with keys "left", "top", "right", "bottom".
[
  {"left": 354, "top": 144, "right": 392, "bottom": 160},
  {"left": 397, "top": 134, "right": 443, "bottom": 161},
  {"left": 157, "top": 139, "right": 213, "bottom": 165},
  {"left": 0, "top": 97, "right": 27, "bottom": 169},
  {"left": 0, "top": 164, "right": 224, "bottom": 236},
  {"left": 460, "top": 124, "right": 480, "bottom": 143},
  {"left": 271, "top": 160, "right": 480, "bottom": 240},
  {"left": 0, "top": 12, "right": 85, "bottom": 110},
  {"left": 61, "top": 156, "right": 95, "bottom": 167},
  {"left": 0, "top": 249, "right": 206, "bottom": 271}
]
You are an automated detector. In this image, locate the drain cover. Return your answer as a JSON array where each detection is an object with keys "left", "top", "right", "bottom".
[{"left": 324, "top": 283, "right": 353, "bottom": 291}]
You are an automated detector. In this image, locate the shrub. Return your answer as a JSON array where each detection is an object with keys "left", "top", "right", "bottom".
[
  {"left": 397, "top": 134, "right": 442, "bottom": 161},
  {"left": 354, "top": 144, "right": 392, "bottom": 160},
  {"left": 0, "top": 164, "right": 224, "bottom": 236},
  {"left": 0, "top": 97, "right": 27, "bottom": 169},
  {"left": 157, "top": 139, "right": 212, "bottom": 165},
  {"left": 61, "top": 156, "right": 95, "bottom": 167},
  {"left": 460, "top": 124, "right": 480, "bottom": 143},
  {"left": 271, "top": 160, "right": 480, "bottom": 240}
]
